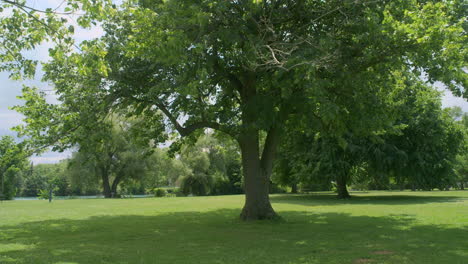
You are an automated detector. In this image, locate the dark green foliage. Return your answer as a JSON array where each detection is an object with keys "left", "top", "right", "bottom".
[
  {"left": 3, "top": 167, "right": 21, "bottom": 200},
  {"left": 179, "top": 134, "right": 243, "bottom": 196},
  {"left": 65, "top": 115, "right": 158, "bottom": 198},
  {"left": 180, "top": 174, "right": 211, "bottom": 196},
  {"left": 269, "top": 182, "right": 287, "bottom": 194},
  {"left": 451, "top": 110, "right": 468, "bottom": 190},
  {"left": 371, "top": 81, "right": 465, "bottom": 191},
  {"left": 155, "top": 188, "right": 167, "bottom": 197},
  {"left": 0, "top": 136, "right": 28, "bottom": 200},
  {"left": 275, "top": 75, "right": 465, "bottom": 195},
  {"left": 21, "top": 162, "right": 71, "bottom": 197},
  {"left": 37, "top": 189, "right": 53, "bottom": 200}
]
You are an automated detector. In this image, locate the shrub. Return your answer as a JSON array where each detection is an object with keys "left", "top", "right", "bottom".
[
  {"left": 38, "top": 189, "right": 53, "bottom": 200},
  {"left": 270, "top": 182, "right": 287, "bottom": 194},
  {"left": 180, "top": 174, "right": 212, "bottom": 196},
  {"left": 155, "top": 188, "right": 167, "bottom": 197}
]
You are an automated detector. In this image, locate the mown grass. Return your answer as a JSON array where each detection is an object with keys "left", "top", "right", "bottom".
[{"left": 0, "top": 191, "right": 467, "bottom": 264}]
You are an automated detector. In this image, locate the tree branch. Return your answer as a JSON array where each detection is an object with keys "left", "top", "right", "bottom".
[
  {"left": 1, "top": 0, "right": 75, "bottom": 15},
  {"left": 155, "top": 101, "right": 236, "bottom": 138}
]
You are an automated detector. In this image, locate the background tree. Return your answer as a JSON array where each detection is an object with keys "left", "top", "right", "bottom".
[
  {"left": 371, "top": 81, "right": 465, "bottom": 191},
  {"left": 275, "top": 73, "right": 465, "bottom": 196},
  {"left": 179, "top": 133, "right": 243, "bottom": 196},
  {"left": 448, "top": 107, "right": 468, "bottom": 190},
  {"left": 21, "top": 161, "right": 70, "bottom": 197},
  {"left": 0, "top": 136, "right": 28, "bottom": 199},
  {"left": 66, "top": 115, "right": 159, "bottom": 198}
]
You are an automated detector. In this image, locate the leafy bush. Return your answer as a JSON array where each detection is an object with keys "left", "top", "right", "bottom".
[
  {"left": 180, "top": 174, "right": 212, "bottom": 196},
  {"left": 269, "top": 182, "right": 287, "bottom": 194},
  {"left": 165, "top": 188, "right": 176, "bottom": 194},
  {"left": 38, "top": 189, "right": 53, "bottom": 200},
  {"left": 174, "top": 189, "right": 185, "bottom": 197},
  {"left": 155, "top": 188, "right": 167, "bottom": 197}
]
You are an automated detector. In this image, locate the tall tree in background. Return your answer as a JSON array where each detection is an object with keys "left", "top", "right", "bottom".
[
  {"left": 0, "top": 136, "right": 28, "bottom": 199},
  {"left": 275, "top": 74, "right": 465, "bottom": 196},
  {"left": 13, "top": 0, "right": 467, "bottom": 219},
  {"left": 179, "top": 133, "right": 243, "bottom": 196},
  {"left": 372, "top": 80, "right": 465, "bottom": 191},
  {"left": 66, "top": 115, "right": 162, "bottom": 198},
  {"left": 445, "top": 107, "right": 467, "bottom": 190}
]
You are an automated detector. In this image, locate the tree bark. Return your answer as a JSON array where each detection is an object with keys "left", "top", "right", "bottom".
[
  {"left": 239, "top": 129, "right": 278, "bottom": 220},
  {"left": 336, "top": 175, "right": 350, "bottom": 199},
  {"left": 100, "top": 166, "right": 112, "bottom": 198},
  {"left": 460, "top": 182, "right": 464, "bottom": 190},
  {"left": 111, "top": 173, "right": 124, "bottom": 198},
  {"left": 291, "top": 183, "right": 298, "bottom": 193}
]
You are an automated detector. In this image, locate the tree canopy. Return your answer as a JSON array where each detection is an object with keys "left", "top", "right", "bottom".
[
  {"left": 0, "top": 136, "right": 28, "bottom": 199},
  {"left": 274, "top": 74, "right": 466, "bottom": 197}
]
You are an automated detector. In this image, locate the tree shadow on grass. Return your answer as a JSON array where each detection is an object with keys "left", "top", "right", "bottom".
[
  {"left": 0, "top": 209, "right": 467, "bottom": 264},
  {"left": 270, "top": 193, "right": 466, "bottom": 206}
]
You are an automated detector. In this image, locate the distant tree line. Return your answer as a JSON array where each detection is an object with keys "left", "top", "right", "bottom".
[
  {"left": 2, "top": 101, "right": 466, "bottom": 200},
  {"left": 1, "top": 133, "right": 253, "bottom": 199}
]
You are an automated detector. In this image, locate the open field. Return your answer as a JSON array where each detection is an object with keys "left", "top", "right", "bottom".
[{"left": 1, "top": 191, "right": 467, "bottom": 264}]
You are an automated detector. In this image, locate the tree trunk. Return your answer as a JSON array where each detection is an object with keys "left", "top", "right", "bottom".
[
  {"left": 100, "top": 166, "right": 112, "bottom": 198},
  {"left": 460, "top": 182, "right": 464, "bottom": 190},
  {"left": 336, "top": 175, "right": 350, "bottom": 199},
  {"left": 111, "top": 173, "right": 123, "bottom": 198},
  {"left": 239, "top": 130, "right": 278, "bottom": 221},
  {"left": 291, "top": 183, "right": 298, "bottom": 193}
]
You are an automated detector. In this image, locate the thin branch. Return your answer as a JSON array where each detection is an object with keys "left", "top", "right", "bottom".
[
  {"left": 2, "top": 0, "right": 82, "bottom": 52},
  {"left": 1, "top": 0, "right": 75, "bottom": 15},
  {"left": 53, "top": 0, "right": 67, "bottom": 12}
]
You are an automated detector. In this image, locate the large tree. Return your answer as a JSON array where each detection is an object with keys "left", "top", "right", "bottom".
[
  {"left": 367, "top": 83, "right": 465, "bottom": 191},
  {"left": 14, "top": 0, "right": 467, "bottom": 219},
  {"left": 276, "top": 75, "right": 465, "bottom": 196}
]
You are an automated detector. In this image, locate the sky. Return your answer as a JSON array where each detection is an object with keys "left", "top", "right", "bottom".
[{"left": 0, "top": 0, "right": 467, "bottom": 164}]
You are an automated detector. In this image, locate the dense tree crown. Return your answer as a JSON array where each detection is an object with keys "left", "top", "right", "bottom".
[
  {"left": 0, "top": 136, "right": 28, "bottom": 199},
  {"left": 274, "top": 76, "right": 466, "bottom": 197},
  {"left": 7, "top": 0, "right": 467, "bottom": 219}
]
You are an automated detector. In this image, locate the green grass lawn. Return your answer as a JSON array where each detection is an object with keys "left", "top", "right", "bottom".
[{"left": 1, "top": 191, "right": 467, "bottom": 264}]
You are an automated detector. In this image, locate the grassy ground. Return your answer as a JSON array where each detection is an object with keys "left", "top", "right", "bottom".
[{"left": 0, "top": 191, "right": 467, "bottom": 264}]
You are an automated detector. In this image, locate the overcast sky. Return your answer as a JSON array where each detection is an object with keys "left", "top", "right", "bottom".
[{"left": 0, "top": 0, "right": 467, "bottom": 164}]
